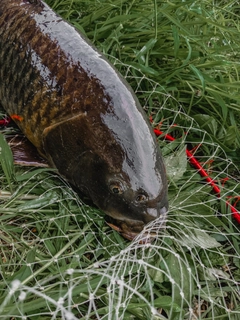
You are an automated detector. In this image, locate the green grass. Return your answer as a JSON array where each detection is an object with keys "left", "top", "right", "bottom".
[{"left": 0, "top": 0, "right": 240, "bottom": 319}]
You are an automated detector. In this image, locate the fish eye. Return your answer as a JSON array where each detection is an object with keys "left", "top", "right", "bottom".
[
  {"left": 136, "top": 194, "right": 148, "bottom": 203},
  {"left": 109, "top": 181, "right": 124, "bottom": 195}
]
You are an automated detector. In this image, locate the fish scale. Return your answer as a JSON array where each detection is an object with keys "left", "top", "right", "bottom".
[
  {"left": 0, "top": 0, "right": 168, "bottom": 241},
  {"left": 0, "top": 11, "right": 37, "bottom": 121}
]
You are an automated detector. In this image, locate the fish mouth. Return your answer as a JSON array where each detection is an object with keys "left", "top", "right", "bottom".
[
  {"left": 105, "top": 216, "right": 159, "bottom": 243},
  {"left": 105, "top": 206, "right": 168, "bottom": 242}
]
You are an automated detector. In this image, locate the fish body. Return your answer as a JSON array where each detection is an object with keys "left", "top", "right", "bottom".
[{"left": 0, "top": 0, "right": 168, "bottom": 240}]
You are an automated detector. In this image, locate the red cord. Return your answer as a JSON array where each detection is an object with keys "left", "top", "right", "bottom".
[{"left": 154, "top": 128, "right": 240, "bottom": 224}]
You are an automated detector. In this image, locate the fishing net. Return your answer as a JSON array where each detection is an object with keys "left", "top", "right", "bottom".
[{"left": 0, "top": 59, "right": 239, "bottom": 319}]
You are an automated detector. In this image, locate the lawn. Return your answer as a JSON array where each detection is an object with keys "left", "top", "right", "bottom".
[{"left": 0, "top": 0, "right": 240, "bottom": 319}]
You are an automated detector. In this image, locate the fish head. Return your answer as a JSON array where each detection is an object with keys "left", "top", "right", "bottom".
[
  {"left": 71, "top": 151, "right": 168, "bottom": 241},
  {"left": 101, "top": 154, "right": 168, "bottom": 240},
  {"left": 103, "top": 175, "right": 168, "bottom": 241}
]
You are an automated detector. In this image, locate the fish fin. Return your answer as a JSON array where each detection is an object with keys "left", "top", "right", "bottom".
[
  {"left": 42, "top": 113, "right": 98, "bottom": 189},
  {"left": 7, "top": 135, "right": 49, "bottom": 167},
  {"left": 42, "top": 113, "right": 89, "bottom": 172}
]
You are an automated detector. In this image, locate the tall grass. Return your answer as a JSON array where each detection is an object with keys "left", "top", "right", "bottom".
[{"left": 0, "top": 0, "right": 240, "bottom": 319}]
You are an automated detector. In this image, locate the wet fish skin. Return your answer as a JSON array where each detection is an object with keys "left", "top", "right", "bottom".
[{"left": 0, "top": 0, "right": 168, "bottom": 240}]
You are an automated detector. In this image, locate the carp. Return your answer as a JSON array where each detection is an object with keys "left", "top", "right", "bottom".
[{"left": 0, "top": 0, "right": 168, "bottom": 240}]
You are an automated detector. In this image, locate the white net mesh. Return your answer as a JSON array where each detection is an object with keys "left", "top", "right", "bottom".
[{"left": 0, "top": 62, "right": 240, "bottom": 319}]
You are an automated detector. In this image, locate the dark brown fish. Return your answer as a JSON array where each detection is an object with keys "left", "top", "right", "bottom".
[{"left": 0, "top": 0, "right": 168, "bottom": 240}]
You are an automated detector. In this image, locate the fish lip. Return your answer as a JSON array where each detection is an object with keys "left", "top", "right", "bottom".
[
  {"left": 105, "top": 221, "right": 137, "bottom": 240},
  {"left": 105, "top": 217, "right": 161, "bottom": 243},
  {"left": 105, "top": 205, "right": 168, "bottom": 242},
  {"left": 106, "top": 221, "right": 155, "bottom": 243}
]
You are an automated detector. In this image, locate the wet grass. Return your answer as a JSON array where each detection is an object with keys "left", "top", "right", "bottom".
[{"left": 0, "top": 0, "right": 240, "bottom": 319}]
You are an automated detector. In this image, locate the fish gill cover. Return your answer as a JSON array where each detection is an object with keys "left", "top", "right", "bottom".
[{"left": 0, "top": 0, "right": 240, "bottom": 319}]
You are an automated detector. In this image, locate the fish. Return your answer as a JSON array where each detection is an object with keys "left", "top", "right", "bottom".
[{"left": 0, "top": 0, "right": 168, "bottom": 241}]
